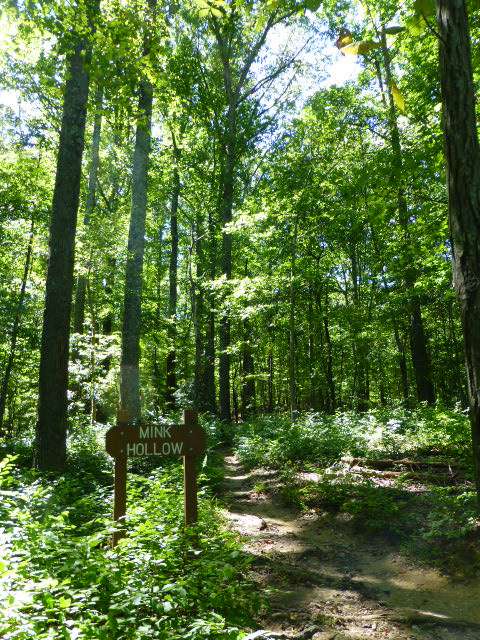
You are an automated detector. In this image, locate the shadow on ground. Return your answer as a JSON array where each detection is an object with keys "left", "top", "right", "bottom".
[{"left": 220, "top": 453, "right": 480, "bottom": 640}]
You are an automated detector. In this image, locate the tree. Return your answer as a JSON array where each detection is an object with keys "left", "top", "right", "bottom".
[
  {"left": 435, "top": 0, "right": 480, "bottom": 504},
  {"left": 73, "top": 85, "right": 104, "bottom": 335},
  {"left": 164, "top": 128, "right": 181, "bottom": 408},
  {"left": 198, "top": 0, "right": 305, "bottom": 420},
  {"left": 336, "top": 8, "right": 436, "bottom": 405},
  {"left": 119, "top": 0, "right": 159, "bottom": 420},
  {"left": 0, "top": 214, "right": 35, "bottom": 433},
  {"left": 0, "top": 0, "right": 471, "bottom": 451},
  {"left": 35, "top": 0, "right": 100, "bottom": 471}
]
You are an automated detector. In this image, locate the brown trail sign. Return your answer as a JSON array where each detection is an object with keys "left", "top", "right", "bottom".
[{"left": 106, "top": 409, "right": 206, "bottom": 546}]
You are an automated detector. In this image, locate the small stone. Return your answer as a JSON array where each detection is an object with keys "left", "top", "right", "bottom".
[
  {"left": 243, "top": 632, "right": 290, "bottom": 640},
  {"left": 311, "top": 633, "right": 336, "bottom": 640}
]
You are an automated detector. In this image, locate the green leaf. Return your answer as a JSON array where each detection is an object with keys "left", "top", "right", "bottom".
[
  {"left": 405, "top": 14, "right": 425, "bottom": 35},
  {"left": 414, "top": 0, "right": 435, "bottom": 17},
  {"left": 58, "top": 597, "right": 72, "bottom": 609},
  {"left": 340, "top": 40, "right": 380, "bottom": 56},
  {"left": 195, "top": 0, "right": 227, "bottom": 18},
  {"left": 391, "top": 82, "right": 406, "bottom": 114},
  {"left": 304, "top": 0, "right": 322, "bottom": 10},
  {"left": 335, "top": 31, "right": 353, "bottom": 49}
]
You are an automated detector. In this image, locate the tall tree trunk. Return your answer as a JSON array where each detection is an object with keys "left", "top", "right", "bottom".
[
  {"left": 119, "top": 2, "right": 155, "bottom": 420},
  {"left": 289, "top": 218, "right": 298, "bottom": 418},
  {"left": 86, "top": 279, "right": 97, "bottom": 425},
  {"left": 308, "top": 293, "right": 317, "bottom": 410},
  {"left": 204, "top": 207, "right": 217, "bottom": 413},
  {"left": 410, "top": 299, "right": 434, "bottom": 403},
  {"left": 393, "top": 321, "right": 409, "bottom": 403},
  {"left": 267, "top": 348, "right": 274, "bottom": 413},
  {"left": 0, "top": 216, "right": 35, "bottom": 434},
  {"left": 193, "top": 215, "right": 206, "bottom": 410},
  {"left": 210, "top": 13, "right": 280, "bottom": 419},
  {"left": 436, "top": 0, "right": 480, "bottom": 503},
  {"left": 153, "top": 225, "right": 163, "bottom": 406},
  {"left": 380, "top": 28, "right": 435, "bottom": 405},
  {"left": 447, "top": 298, "right": 467, "bottom": 403},
  {"left": 349, "top": 242, "right": 369, "bottom": 410},
  {"left": 241, "top": 317, "right": 255, "bottom": 418},
  {"left": 266, "top": 307, "right": 275, "bottom": 413},
  {"left": 219, "top": 104, "right": 236, "bottom": 422},
  {"left": 102, "top": 256, "right": 116, "bottom": 336},
  {"left": 73, "top": 84, "right": 103, "bottom": 335},
  {"left": 35, "top": 1, "right": 98, "bottom": 470},
  {"left": 324, "top": 293, "right": 336, "bottom": 413},
  {"left": 165, "top": 134, "right": 181, "bottom": 408}
]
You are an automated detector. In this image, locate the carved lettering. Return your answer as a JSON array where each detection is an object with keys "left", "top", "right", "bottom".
[
  {"left": 139, "top": 425, "right": 172, "bottom": 439},
  {"left": 171, "top": 441, "right": 183, "bottom": 455}
]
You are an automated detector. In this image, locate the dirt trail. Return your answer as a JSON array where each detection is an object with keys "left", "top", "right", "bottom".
[{"left": 220, "top": 453, "right": 480, "bottom": 640}]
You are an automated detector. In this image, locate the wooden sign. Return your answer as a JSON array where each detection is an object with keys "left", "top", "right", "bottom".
[{"left": 106, "top": 409, "right": 206, "bottom": 545}]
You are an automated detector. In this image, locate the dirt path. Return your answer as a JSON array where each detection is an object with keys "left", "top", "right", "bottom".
[{"left": 220, "top": 453, "right": 480, "bottom": 640}]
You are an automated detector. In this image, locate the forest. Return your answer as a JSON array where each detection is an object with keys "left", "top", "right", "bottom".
[{"left": 1, "top": 0, "right": 480, "bottom": 638}]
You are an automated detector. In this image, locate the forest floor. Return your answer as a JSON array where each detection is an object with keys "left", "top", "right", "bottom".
[{"left": 220, "top": 452, "right": 480, "bottom": 640}]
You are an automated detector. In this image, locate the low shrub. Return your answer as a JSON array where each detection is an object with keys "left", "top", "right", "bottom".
[
  {"left": 421, "top": 487, "right": 479, "bottom": 542},
  {"left": 279, "top": 467, "right": 407, "bottom": 534},
  {"left": 0, "top": 449, "right": 259, "bottom": 640},
  {"left": 235, "top": 406, "right": 472, "bottom": 471}
]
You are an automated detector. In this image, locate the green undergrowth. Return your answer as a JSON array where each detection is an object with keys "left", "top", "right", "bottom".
[
  {"left": 234, "top": 406, "right": 472, "bottom": 470},
  {"left": 233, "top": 407, "right": 480, "bottom": 576},
  {"left": 0, "top": 429, "right": 259, "bottom": 640},
  {"left": 279, "top": 465, "right": 410, "bottom": 535}
]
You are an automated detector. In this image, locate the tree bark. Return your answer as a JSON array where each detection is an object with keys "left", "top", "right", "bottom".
[
  {"left": 241, "top": 317, "right": 255, "bottom": 418},
  {"left": 35, "top": 2, "right": 98, "bottom": 471},
  {"left": 324, "top": 293, "right": 336, "bottom": 413},
  {"left": 436, "top": 0, "right": 480, "bottom": 503},
  {"left": 349, "top": 241, "right": 369, "bottom": 410},
  {"left": 193, "top": 213, "right": 209, "bottom": 410},
  {"left": 393, "top": 321, "right": 409, "bottom": 403},
  {"left": 204, "top": 207, "right": 217, "bottom": 413},
  {"left": 289, "top": 218, "right": 298, "bottom": 417},
  {"left": 380, "top": 28, "right": 435, "bottom": 406},
  {"left": 0, "top": 216, "right": 35, "bottom": 434},
  {"left": 267, "top": 347, "right": 274, "bottom": 413},
  {"left": 153, "top": 225, "right": 163, "bottom": 406},
  {"left": 119, "top": 1, "right": 156, "bottom": 420},
  {"left": 409, "top": 298, "right": 435, "bottom": 404},
  {"left": 73, "top": 84, "right": 103, "bottom": 335},
  {"left": 165, "top": 133, "right": 181, "bottom": 408},
  {"left": 308, "top": 292, "right": 317, "bottom": 410},
  {"left": 218, "top": 101, "right": 236, "bottom": 421}
]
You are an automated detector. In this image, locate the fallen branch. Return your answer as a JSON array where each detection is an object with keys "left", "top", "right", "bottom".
[{"left": 341, "top": 456, "right": 462, "bottom": 473}]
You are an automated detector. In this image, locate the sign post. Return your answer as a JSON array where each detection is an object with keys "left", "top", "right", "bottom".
[{"left": 106, "top": 409, "right": 206, "bottom": 546}]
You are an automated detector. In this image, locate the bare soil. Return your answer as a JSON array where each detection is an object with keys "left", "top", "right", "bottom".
[{"left": 220, "top": 453, "right": 480, "bottom": 640}]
